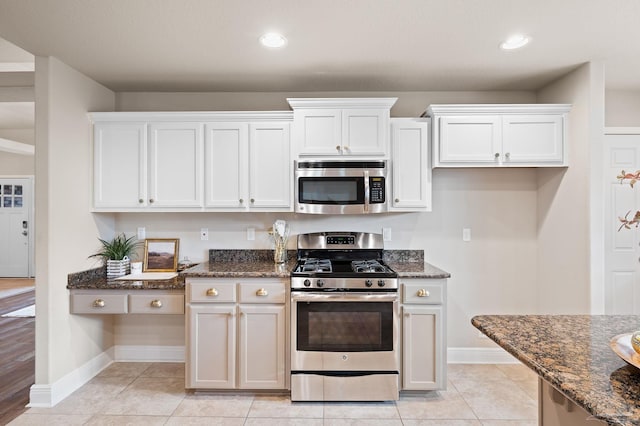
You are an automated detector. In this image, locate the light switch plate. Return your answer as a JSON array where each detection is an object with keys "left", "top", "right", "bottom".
[
  {"left": 247, "top": 227, "right": 255, "bottom": 241},
  {"left": 137, "top": 227, "right": 146, "bottom": 240},
  {"left": 463, "top": 228, "right": 471, "bottom": 242},
  {"left": 382, "top": 227, "right": 392, "bottom": 241}
]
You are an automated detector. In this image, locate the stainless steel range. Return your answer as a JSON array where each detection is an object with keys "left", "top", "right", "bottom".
[{"left": 290, "top": 231, "right": 399, "bottom": 402}]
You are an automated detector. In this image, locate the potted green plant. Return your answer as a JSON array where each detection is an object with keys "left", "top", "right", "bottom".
[{"left": 90, "top": 233, "right": 141, "bottom": 277}]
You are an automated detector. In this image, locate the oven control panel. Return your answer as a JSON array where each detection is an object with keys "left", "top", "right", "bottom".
[
  {"left": 292, "top": 277, "right": 398, "bottom": 290},
  {"left": 326, "top": 235, "right": 355, "bottom": 245}
]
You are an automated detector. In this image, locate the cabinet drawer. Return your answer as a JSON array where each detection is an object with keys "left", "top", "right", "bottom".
[
  {"left": 129, "top": 293, "right": 184, "bottom": 314},
  {"left": 71, "top": 293, "right": 128, "bottom": 314},
  {"left": 403, "top": 282, "right": 444, "bottom": 304},
  {"left": 239, "top": 282, "right": 286, "bottom": 304},
  {"left": 188, "top": 281, "right": 236, "bottom": 303}
]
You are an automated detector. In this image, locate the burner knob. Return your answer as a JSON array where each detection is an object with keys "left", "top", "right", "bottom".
[
  {"left": 365, "top": 279, "right": 373, "bottom": 287},
  {"left": 317, "top": 280, "right": 324, "bottom": 288},
  {"left": 377, "top": 280, "right": 386, "bottom": 287},
  {"left": 303, "top": 279, "right": 311, "bottom": 287}
]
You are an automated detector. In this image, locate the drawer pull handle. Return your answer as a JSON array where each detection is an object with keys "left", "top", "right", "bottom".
[
  {"left": 417, "top": 289, "right": 430, "bottom": 297},
  {"left": 150, "top": 299, "right": 163, "bottom": 308},
  {"left": 93, "top": 299, "right": 105, "bottom": 308},
  {"left": 206, "top": 288, "right": 218, "bottom": 297},
  {"left": 256, "top": 288, "right": 268, "bottom": 297}
]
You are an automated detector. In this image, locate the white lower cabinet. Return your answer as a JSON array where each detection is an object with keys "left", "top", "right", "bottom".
[
  {"left": 186, "top": 278, "right": 287, "bottom": 390},
  {"left": 238, "top": 304, "right": 286, "bottom": 389},
  {"left": 401, "top": 279, "right": 446, "bottom": 391}
]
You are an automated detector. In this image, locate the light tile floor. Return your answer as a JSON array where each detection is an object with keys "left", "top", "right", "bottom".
[{"left": 10, "top": 363, "right": 538, "bottom": 425}]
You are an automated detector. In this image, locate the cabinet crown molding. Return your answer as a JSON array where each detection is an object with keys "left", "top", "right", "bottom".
[
  {"left": 287, "top": 97, "right": 398, "bottom": 109},
  {"left": 88, "top": 111, "right": 293, "bottom": 122},
  {"left": 426, "top": 104, "right": 572, "bottom": 116}
]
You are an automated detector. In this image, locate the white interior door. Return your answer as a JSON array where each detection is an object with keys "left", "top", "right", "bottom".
[
  {"left": 604, "top": 133, "right": 640, "bottom": 314},
  {"left": 0, "top": 177, "right": 32, "bottom": 277}
]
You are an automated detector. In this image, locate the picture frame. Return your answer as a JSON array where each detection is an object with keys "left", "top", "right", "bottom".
[{"left": 143, "top": 238, "right": 179, "bottom": 272}]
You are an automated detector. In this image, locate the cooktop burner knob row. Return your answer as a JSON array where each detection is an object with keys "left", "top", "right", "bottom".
[
  {"left": 378, "top": 280, "right": 386, "bottom": 287},
  {"left": 365, "top": 279, "right": 373, "bottom": 287},
  {"left": 317, "top": 280, "right": 325, "bottom": 288},
  {"left": 303, "top": 279, "right": 311, "bottom": 287}
]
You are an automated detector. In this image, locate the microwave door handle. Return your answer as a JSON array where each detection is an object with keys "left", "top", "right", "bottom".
[{"left": 363, "top": 170, "right": 370, "bottom": 213}]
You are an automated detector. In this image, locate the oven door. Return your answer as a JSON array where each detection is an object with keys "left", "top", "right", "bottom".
[{"left": 291, "top": 291, "right": 399, "bottom": 372}]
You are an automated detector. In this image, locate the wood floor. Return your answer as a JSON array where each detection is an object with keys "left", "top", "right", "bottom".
[{"left": 0, "top": 281, "right": 35, "bottom": 425}]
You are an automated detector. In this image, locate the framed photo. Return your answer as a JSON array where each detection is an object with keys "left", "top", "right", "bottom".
[{"left": 143, "top": 238, "right": 179, "bottom": 272}]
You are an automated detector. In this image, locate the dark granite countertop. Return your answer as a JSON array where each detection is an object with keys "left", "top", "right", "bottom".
[
  {"left": 472, "top": 315, "right": 640, "bottom": 426},
  {"left": 67, "top": 266, "right": 185, "bottom": 290},
  {"left": 67, "top": 250, "right": 450, "bottom": 289}
]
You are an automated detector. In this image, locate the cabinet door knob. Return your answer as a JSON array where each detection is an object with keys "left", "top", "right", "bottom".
[
  {"left": 417, "top": 289, "right": 430, "bottom": 297},
  {"left": 92, "top": 299, "right": 105, "bottom": 308},
  {"left": 256, "top": 288, "right": 268, "bottom": 297},
  {"left": 138, "top": 199, "right": 144, "bottom": 204},
  {"left": 149, "top": 198, "right": 155, "bottom": 203},
  {"left": 395, "top": 198, "right": 400, "bottom": 203},
  {"left": 250, "top": 198, "right": 255, "bottom": 203},
  {"left": 505, "top": 152, "right": 510, "bottom": 159},
  {"left": 336, "top": 145, "right": 341, "bottom": 152},
  {"left": 239, "top": 198, "right": 244, "bottom": 204},
  {"left": 206, "top": 288, "right": 218, "bottom": 297},
  {"left": 150, "top": 299, "right": 163, "bottom": 308},
  {"left": 494, "top": 152, "right": 500, "bottom": 159}
]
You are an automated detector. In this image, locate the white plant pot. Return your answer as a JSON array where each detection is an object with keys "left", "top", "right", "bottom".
[{"left": 106, "top": 257, "right": 130, "bottom": 277}]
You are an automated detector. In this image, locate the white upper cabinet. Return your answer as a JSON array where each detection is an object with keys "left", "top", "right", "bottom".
[
  {"left": 389, "top": 118, "right": 431, "bottom": 211},
  {"left": 93, "top": 122, "right": 147, "bottom": 209},
  {"left": 248, "top": 122, "right": 291, "bottom": 210},
  {"left": 91, "top": 112, "right": 292, "bottom": 212},
  {"left": 288, "top": 98, "right": 397, "bottom": 158},
  {"left": 92, "top": 119, "right": 203, "bottom": 211},
  {"left": 148, "top": 122, "right": 204, "bottom": 208},
  {"left": 427, "top": 104, "right": 571, "bottom": 167},
  {"left": 204, "top": 122, "right": 248, "bottom": 209},
  {"left": 204, "top": 117, "right": 291, "bottom": 211}
]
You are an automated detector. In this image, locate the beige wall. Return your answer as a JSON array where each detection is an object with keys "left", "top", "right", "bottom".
[
  {"left": 605, "top": 89, "right": 640, "bottom": 127},
  {"left": 535, "top": 62, "right": 604, "bottom": 313},
  {"left": 0, "top": 127, "right": 34, "bottom": 175},
  {"left": 34, "top": 56, "right": 116, "bottom": 389},
  {"left": 116, "top": 90, "right": 536, "bottom": 117},
  {"left": 114, "top": 90, "right": 540, "bottom": 350}
]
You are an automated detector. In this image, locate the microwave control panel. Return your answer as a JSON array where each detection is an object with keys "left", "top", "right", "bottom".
[{"left": 370, "top": 177, "right": 385, "bottom": 203}]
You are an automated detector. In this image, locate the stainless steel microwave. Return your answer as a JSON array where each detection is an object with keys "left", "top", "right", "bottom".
[{"left": 294, "top": 160, "right": 388, "bottom": 214}]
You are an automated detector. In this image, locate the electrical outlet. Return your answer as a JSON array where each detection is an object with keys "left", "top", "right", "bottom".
[
  {"left": 137, "top": 227, "right": 146, "bottom": 240},
  {"left": 382, "top": 227, "right": 392, "bottom": 241},
  {"left": 200, "top": 228, "right": 208, "bottom": 241},
  {"left": 247, "top": 227, "right": 255, "bottom": 241},
  {"left": 463, "top": 228, "right": 471, "bottom": 242}
]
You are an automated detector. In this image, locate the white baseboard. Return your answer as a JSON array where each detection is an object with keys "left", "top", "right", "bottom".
[
  {"left": 114, "top": 345, "right": 185, "bottom": 362},
  {"left": 28, "top": 347, "right": 114, "bottom": 407},
  {"left": 448, "top": 347, "right": 519, "bottom": 364}
]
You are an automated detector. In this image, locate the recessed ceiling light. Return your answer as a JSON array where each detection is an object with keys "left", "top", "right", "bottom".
[
  {"left": 500, "top": 34, "right": 531, "bottom": 50},
  {"left": 260, "top": 32, "right": 287, "bottom": 49}
]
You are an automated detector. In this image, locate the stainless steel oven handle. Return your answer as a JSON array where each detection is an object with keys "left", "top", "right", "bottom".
[{"left": 291, "top": 292, "right": 398, "bottom": 303}]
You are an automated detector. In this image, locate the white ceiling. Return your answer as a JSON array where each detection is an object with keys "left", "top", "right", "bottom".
[{"left": 0, "top": 0, "right": 638, "bottom": 93}]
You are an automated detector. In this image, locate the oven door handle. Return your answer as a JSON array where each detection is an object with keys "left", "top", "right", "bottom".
[{"left": 291, "top": 292, "right": 398, "bottom": 303}]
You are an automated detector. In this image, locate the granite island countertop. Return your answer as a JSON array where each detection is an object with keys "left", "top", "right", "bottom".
[{"left": 472, "top": 315, "right": 640, "bottom": 426}]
